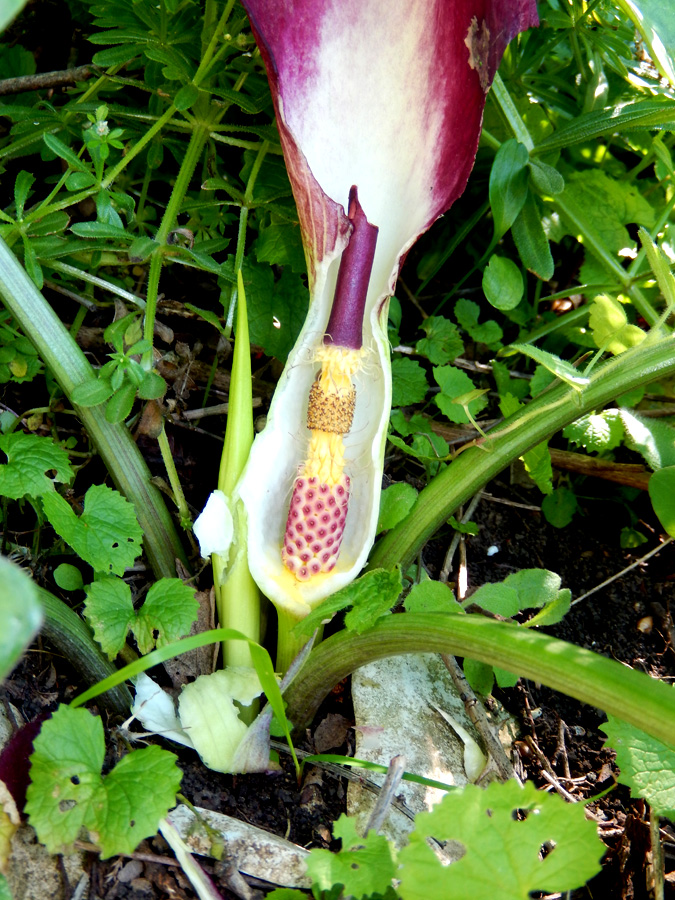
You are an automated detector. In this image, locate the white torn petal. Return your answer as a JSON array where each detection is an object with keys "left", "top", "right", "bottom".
[
  {"left": 193, "top": 490, "right": 234, "bottom": 559},
  {"left": 131, "top": 673, "right": 194, "bottom": 749}
]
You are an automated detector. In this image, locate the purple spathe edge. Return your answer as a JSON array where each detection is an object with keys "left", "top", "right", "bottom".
[{"left": 324, "top": 186, "right": 378, "bottom": 351}]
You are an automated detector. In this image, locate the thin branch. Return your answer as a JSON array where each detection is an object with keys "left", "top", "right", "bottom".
[
  {"left": 0, "top": 66, "right": 97, "bottom": 96},
  {"left": 571, "top": 537, "right": 674, "bottom": 607}
]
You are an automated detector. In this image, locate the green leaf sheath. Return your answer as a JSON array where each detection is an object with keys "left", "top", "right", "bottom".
[
  {"left": 0, "top": 237, "right": 186, "bottom": 578},
  {"left": 284, "top": 614, "right": 675, "bottom": 750},
  {"left": 370, "top": 335, "right": 675, "bottom": 574}
]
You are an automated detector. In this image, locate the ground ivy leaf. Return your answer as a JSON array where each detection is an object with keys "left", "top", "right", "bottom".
[
  {"left": 415, "top": 316, "right": 463, "bottom": 365},
  {"left": 601, "top": 714, "right": 675, "bottom": 817},
  {"left": 26, "top": 706, "right": 181, "bottom": 859},
  {"left": 404, "top": 580, "right": 461, "bottom": 614},
  {"left": 377, "top": 482, "right": 417, "bottom": 532},
  {"left": 620, "top": 410, "right": 675, "bottom": 470},
  {"left": 84, "top": 576, "right": 135, "bottom": 659},
  {"left": 294, "top": 569, "right": 402, "bottom": 639},
  {"left": 0, "top": 432, "right": 73, "bottom": 499},
  {"left": 391, "top": 357, "right": 428, "bottom": 406},
  {"left": 541, "top": 487, "right": 578, "bottom": 528},
  {"left": 455, "top": 297, "right": 503, "bottom": 348},
  {"left": 132, "top": 578, "right": 199, "bottom": 655},
  {"left": 433, "top": 366, "right": 488, "bottom": 425},
  {"left": 398, "top": 780, "right": 603, "bottom": 900},
  {"left": 42, "top": 484, "right": 143, "bottom": 576},
  {"left": 307, "top": 813, "right": 397, "bottom": 898},
  {"left": 255, "top": 222, "right": 306, "bottom": 273},
  {"left": 564, "top": 410, "right": 624, "bottom": 452}
]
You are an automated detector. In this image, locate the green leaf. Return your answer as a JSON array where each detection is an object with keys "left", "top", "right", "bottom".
[
  {"left": 132, "top": 578, "right": 199, "bottom": 655},
  {"left": 541, "top": 487, "right": 578, "bottom": 529},
  {"left": 621, "top": 411, "right": 675, "bottom": 470},
  {"left": 174, "top": 83, "right": 199, "bottom": 111},
  {"left": 529, "top": 364, "right": 555, "bottom": 398},
  {"left": 482, "top": 255, "right": 524, "bottom": 311},
  {"left": 43, "top": 133, "right": 88, "bottom": 173},
  {"left": 563, "top": 410, "right": 624, "bottom": 452},
  {"left": 588, "top": 295, "right": 646, "bottom": 355},
  {"left": 70, "top": 222, "right": 128, "bottom": 240},
  {"left": 649, "top": 466, "right": 675, "bottom": 536},
  {"left": 71, "top": 379, "right": 115, "bottom": 408},
  {"left": 294, "top": 568, "right": 402, "bottom": 639},
  {"left": 614, "top": 0, "right": 675, "bottom": 86},
  {"left": 0, "top": 432, "right": 73, "bottom": 499},
  {"left": 105, "top": 382, "right": 137, "bottom": 423},
  {"left": 53, "top": 563, "right": 84, "bottom": 592},
  {"left": 489, "top": 139, "right": 530, "bottom": 240},
  {"left": 391, "top": 357, "right": 428, "bottom": 407},
  {"left": 138, "top": 371, "right": 167, "bottom": 400},
  {"left": 377, "top": 482, "right": 417, "bottom": 532},
  {"left": 26, "top": 706, "right": 181, "bottom": 858},
  {"left": 455, "top": 298, "right": 503, "bottom": 348},
  {"left": 28, "top": 211, "right": 70, "bottom": 237},
  {"left": 492, "top": 361, "right": 528, "bottom": 401},
  {"left": 42, "top": 484, "right": 143, "bottom": 576},
  {"left": 244, "top": 261, "right": 308, "bottom": 360},
  {"left": 468, "top": 583, "right": 520, "bottom": 617},
  {"left": 601, "top": 714, "right": 675, "bottom": 817},
  {"left": 84, "top": 576, "right": 134, "bottom": 659},
  {"left": 14, "top": 170, "right": 35, "bottom": 219},
  {"left": 255, "top": 222, "right": 306, "bottom": 274},
  {"left": 415, "top": 316, "right": 463, "bottom": 365},
  {"left": 638, "top": 227, "right": 675, "bottom": 312},
  {"left": 404, "top": 580, "right": 460, "bottom": 614},
  {"left": 307, "top": 813, "right": 397, "bottom": 899},
  {"left": 463, "top": 658, "right": 495, "bottom": 695},
  {"left": 521, "top": 440, "right": 553, "bottom": 495},
  {"left": 433, "top": 367, "right": 488, "bottom": 425},
  {"left": 398, "top": 780, "right": 603, "bottom": 900},
  {"left": 0, "top": 555, "right": 43, "bottom": 682},
  {"left": 528, "top": 159, "right": 565, "bottom": 196},
  {"left": 512, "top": 191, "right": 554, "bottom": 281},
  {"left": 509, "top": 343, "right": 590, "bottom": 390}
]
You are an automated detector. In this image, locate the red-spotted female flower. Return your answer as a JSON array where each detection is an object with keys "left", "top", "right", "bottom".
[{"left": 237, "top": 0, "right": 539, "bottom": 619}]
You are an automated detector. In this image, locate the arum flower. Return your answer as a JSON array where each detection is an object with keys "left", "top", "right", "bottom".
[{"left": 237, "top": 0, "right": 538, "bottom": 623}]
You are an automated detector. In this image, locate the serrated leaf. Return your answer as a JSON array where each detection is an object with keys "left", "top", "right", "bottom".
[
  {"left": 242, "top": 260, "right": 308, "bottom": 360},
  {"left": 83, "top": 576, "right": 135, "bottom": 659},
  {"left": 377, "top": 482, "right": 417, "bottom": 532},
  {"left": 42, "top": 484, "right": 143, "bottom": 575},
  {"left": 132, "top": 579, "right": 198, "bottom": 655},
  {"left": 509, "top": 343, "right": 590, "bottom": 390},
  {"left": 307, "top": 813, "right": 397, "bottom": 898},
  {"left": 482, "top": 255, "right": 524, "bottom": 311},
  {"left": 255, "top": 222, "right": 306, "bottom": 274},
  {"left": 26, "top": 706, "right": 181, "bottom": 858},
  {"left": 404, "top": 580, "right": 460, "bottom": 614},
  {"left": 563, "top": 410, "right": 624, "bottom": 452},
  {"left": 589, "top": 295, "right": 646, "bottom": 355},
  {"left": 433, "top": 366, "right": 488, "bottom": 425},
  {"left": 294, "top": 569, "right": 402, "bottom": 639},
  {"left": 0, "top": 556, "right": 43, "bottom": 682},
  {"left": 601, "top": 714, "right": 675, "bottom": 817},
  {"left": 415, "top": 316, "right": 463, "bottom": 365},
  {"left": 391, "top": 358, "right": 428, "bottom": 407},
  {"left": 0, "top": 432, "right": 73, "bottom": 499},
  {"left": 398, "top": 780, "right": 603, "bottom": 900}
]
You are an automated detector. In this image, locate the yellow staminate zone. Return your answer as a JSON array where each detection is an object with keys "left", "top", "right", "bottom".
[
  {"left": 301, "top": 430, "right": 346, "bottom": 487},
  {"left": 315, "top": 343, "right": 365, "bottom": 394}
]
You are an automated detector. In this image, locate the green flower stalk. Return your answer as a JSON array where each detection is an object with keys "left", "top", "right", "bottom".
[{"left": 233, "top": 0, "right": 538, "bottom": 646}]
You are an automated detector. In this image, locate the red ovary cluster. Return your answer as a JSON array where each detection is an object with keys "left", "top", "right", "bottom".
[{"left": 282, "top": 474, "right": 350, "bottom": 581}]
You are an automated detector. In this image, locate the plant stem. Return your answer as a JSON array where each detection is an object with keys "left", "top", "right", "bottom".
[
  {"left": 0, "top": 237, "right": 187, "bottom": 579},
  {"left": 275, "top": 607, "right": 308, "bottom": 675},
  {"left": 284, "top": 614, "right": 675, "bottom": 750},
  {"left": 369, "top": 334, "right": 675, "bottom": 573},
  {"left": 157, "top": 424, "right": 191, "bottom": 529}
]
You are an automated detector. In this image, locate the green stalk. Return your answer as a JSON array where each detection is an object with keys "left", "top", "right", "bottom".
[
  {"left": 214, "top": 270, "right": 260, "bottom": 668},
  {"left": 369, "top": 334, "right": 675, "bottom": 573},
  {"left": 0, "top": 237, "right": 186, "bottom": 579},
  {"left": 284, "top": 613, "right": 675, "bottom": 749},
  {"left": 275, "top": 607, "right": 307, "bottom": 676}
]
